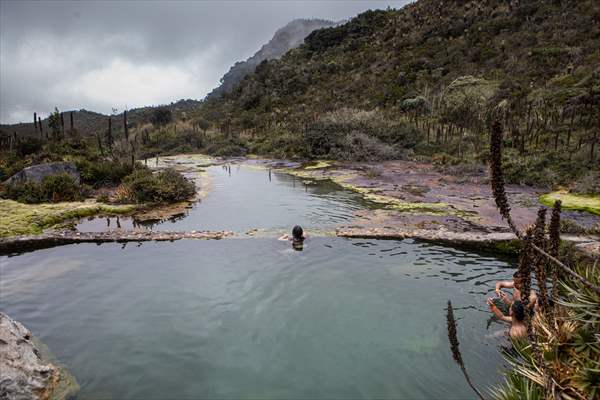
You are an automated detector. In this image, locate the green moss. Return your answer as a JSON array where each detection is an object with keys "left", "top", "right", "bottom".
[
  {"left": 539, "top": 191, "right": 600, "bottom": 216},
  {"left": 304, "top": 160, "right": 333, "bottom": 170},
  {"left": 494, "top": 240, "right": 522, "bottom": 254},
  {"left": 0, "top": 199, "right": 137, "bottom": 238}
]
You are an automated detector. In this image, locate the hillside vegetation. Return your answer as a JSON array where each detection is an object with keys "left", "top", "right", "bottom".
[
  {"left": 2, "top": 0, "right": 599, "bottom": 193},
  {"left": 196, "top": 0, "right": 600, "bottom": 191}
]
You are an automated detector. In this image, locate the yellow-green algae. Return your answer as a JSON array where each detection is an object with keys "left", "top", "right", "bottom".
[
  {"left": 304, "top": 160, "right": 333, "bottom": 170},
  {"left": 539, "top": 191, "right": 600, "bottom": 216},
  {"left": 0, "top": 199, "right": 137, "bottom": 238}
]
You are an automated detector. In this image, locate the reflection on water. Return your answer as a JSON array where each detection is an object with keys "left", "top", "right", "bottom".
[
  {"left": 1, "top": 238, "right": 514, "bottom": 399},
  {"left": 76, "top": 165, "right": 380, "bottom": 233}
]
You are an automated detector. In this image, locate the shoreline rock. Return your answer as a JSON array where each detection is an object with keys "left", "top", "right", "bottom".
[
  {"left": 0, "top": 229, "right": 234, "bottom": 254},
  {"left": 0, "top": 313, "right": 79, "bottom": 400},
  {"left": 4, "top": 162, "right": 80, "bottom": 186}
]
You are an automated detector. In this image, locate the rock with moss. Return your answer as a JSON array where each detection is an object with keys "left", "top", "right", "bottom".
[
  {"left": 539, "top": 191, "right": 600, "bottom": 216},
  {"left": 0, "top": 199, "right": 138, "bottom": 238},
  {"left": 4, "top": 162, "right": 80, "bottom": 185},
  {"left": 0, "top": 312, "right": 79, "bottom": 400}
]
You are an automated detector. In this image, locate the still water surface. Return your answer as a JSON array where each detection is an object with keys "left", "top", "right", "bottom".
[
  {"left": 77, "top": 165, "right": 376, "bottom": 233},
  {"left": 1, "top": 163, "right": 514, "bottom": 399}
]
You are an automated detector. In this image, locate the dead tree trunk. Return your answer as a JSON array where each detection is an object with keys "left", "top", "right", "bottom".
[
  {"left": 96, "top": 133, "right": 104, "bottom": 155},
  {"left": 107, "top": 117, "right": 113, "bottom": 150},
  {"left": 39, "top": 116, "right": 45, "bottom": 139},
  {"left": 60, "top": 113, "right": 65, "bottom": 138},
  {"left": 123, "top": 110, "right": 129, "bottom": 141},
  {"left": 34, "top": 112, "right": 37, "bottom": 134}
]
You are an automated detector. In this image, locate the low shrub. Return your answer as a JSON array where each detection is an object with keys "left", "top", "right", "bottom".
[
  {"left": 329, "top": 131, "right": 402, "bottom": 161},
  {"left": 1, "top": 173, "right": 84, "bottom": 203},
  {"left": 205, "top": 137, "right": 248, "bottom": 157},
  {"left": 76, "top": 159, "right": 134, "bottom": 188},
  {"left": 249, "top": 132, "right": 309, "bottom": 159},
  {"left": 501, "top": 149, "right": 589, "bottom": 188},
  {"left": 118, "top": 168, "right": 195, "bottom": 204},
  {"left": 572, "top": 170, "right": 600, "bottom": 195}
]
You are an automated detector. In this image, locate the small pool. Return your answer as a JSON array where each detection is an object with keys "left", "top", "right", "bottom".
[
  {"left": 1, "top": 159, "right": 514, "bottom": 399},
  {"left": 77, "top": 165, "right": 378, "bottom": 233}
]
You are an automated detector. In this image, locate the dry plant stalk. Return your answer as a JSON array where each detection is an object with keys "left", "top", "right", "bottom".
[
  {"left": 490, "top": 119, "right": 600, "bottom": 295},
  {"left": 446, "top": 301, "right": 486, "bottom": 400},
  {"left": 548, "top": 200, "right": 561, "bottom": 307},
  {"left": 489, "top": 120, "right": 521, "bottom": 238},
  {"left": 533, "top": 208, "right": 549, "bottom": 310}
]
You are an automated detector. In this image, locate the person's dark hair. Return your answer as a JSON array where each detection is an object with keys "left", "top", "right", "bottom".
[
  {"left": 511, "top": 300, "right": 526, "bottom": 322},
  {"left": 292, "top": 225, "right": 304, "bottom": 241}
]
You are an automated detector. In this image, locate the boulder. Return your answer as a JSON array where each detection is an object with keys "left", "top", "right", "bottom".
[
  {"left": 4, "top": 162, "right": 80, "bottom": 185},
  {"left": 0, "top": 313, "right": 79, "bottom": 400}
]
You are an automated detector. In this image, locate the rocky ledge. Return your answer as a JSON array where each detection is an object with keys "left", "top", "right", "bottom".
[
  {"left": 336, "top": 226, "right": 600, "bottom": 258},
  {"left": 0, "top": 313, "right": 79, "bottom": 400},
  {"left": 0, "top": 229, "right": 234, "bottom": 254}
]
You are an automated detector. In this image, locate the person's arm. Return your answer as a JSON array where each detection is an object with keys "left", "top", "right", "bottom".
[
  {"left": 498, "top": 290, "right": 512, "bottom": 305},
  {"left": 495, "top": 280, "right": 514, "bottom": 294},
  {"left": 527, "top": 290, "right": 538, "bottom": 310},
  {"left": 278, "top": 234, "right": 290, "bottom": 241},
  {"left": 488, "top": 298, "right": 512, "bottom": 323}
]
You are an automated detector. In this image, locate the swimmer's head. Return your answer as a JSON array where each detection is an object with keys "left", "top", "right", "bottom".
[
  {"left": 513, "top": 271, "right": 525, "bottom": 289},
  {"left": 510, "top": 300, "right": 526, "bottom": 322},
  {"left": 292, "top": 225, "right": 304, "bottom": 241}
]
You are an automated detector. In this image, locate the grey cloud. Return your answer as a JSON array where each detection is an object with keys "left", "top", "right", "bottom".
[{"left": 1, "top": 0, "right": 410, "bottom": 123}]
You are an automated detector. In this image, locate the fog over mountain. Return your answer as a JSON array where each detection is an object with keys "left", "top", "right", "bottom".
[
  {"left": 0, "top": 0, "right": 409, "bottom": 124},
  {"left": 208, "top": 18, "right": 341, "bottom": 99}
]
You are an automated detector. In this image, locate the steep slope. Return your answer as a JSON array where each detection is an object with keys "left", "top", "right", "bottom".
[
  {"left": 207, "top": 0, "right": 599, "bottom": 115},
  {"left": 198, "top": 0, "right": 599, "bottom": 185},
  {"left": 206, "top": 18, "right": 339, "bottom": 99}
]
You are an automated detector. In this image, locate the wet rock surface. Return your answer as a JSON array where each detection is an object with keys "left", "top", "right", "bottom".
[
  {"left": 0, "top": 229, "right": 234, "bottom": 254},
  {"left": 4, "top": 162, "right": 80, "bottom": 185},
  {"left": 0, "top": 313, "right": 78, "bottom": 400}
]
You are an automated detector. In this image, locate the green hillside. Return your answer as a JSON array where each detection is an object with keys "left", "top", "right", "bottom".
[{"left": 198, "top": 0, "right": 600, "bottom": 189}]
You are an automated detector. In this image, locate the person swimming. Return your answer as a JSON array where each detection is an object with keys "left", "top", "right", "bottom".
[
  {"left": 495, "top": 271, "right": 538, "bottom": 313},
  {"left": 279, "top": 225, "right": 307, "bottom": 251},
  {"left": 487, "top": 298, "right": 528, "bottom": 340}
]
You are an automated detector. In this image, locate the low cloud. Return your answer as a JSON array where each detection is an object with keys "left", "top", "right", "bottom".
[{"left": 0, "top": 0, "right": 408, "bottom": 123}]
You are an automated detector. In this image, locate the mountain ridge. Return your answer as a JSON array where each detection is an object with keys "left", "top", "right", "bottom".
[{"left": 206, "top": 18, "right": 339, "bottom": 99}]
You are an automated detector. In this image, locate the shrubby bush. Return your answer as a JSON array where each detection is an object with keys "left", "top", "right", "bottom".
[
  {"left": 501, "top": 149, "right": 589, "bottom": 188},
  {"left": 572, "top": 171, "right": 600, "bottom": 195},
  {"left": 117, "top": 168, "right": 195, "bottom": 204},
  {"left": 300, "top": 108, "right": 421, "bottom": 160},
  {"left": 329, "top": 132, "right": 402, "bottom": 161},
  {"left": 1, "top": 173, "right": 85, "bottom": 203},
  {"left": 249, "top": 132, "right": 308, "bottom": 159},
  {"left": 75, "top": 159, "right": 134, "bottom": 188},
  {"left": 204, "top": 137, "right": 248, "bottom": 157}
]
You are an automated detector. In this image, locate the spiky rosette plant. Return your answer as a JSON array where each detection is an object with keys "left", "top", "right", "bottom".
[
  {"left": 486, "top": 118, "right": 600, "bottom": 400},
  {"left": 489, "top": 120, "right": 520, "bottom": 238}
]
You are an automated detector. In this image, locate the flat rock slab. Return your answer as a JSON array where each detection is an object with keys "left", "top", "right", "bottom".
[
  {"left": 337, "top": 226, "right": 518, "bottom": 251},
  {"left": 0, "top": 230, "right": 234, "bottom": 254},
  {"left": 0, "top": 313, "right": 79, "bottom": 400},
  {"left": 337, "top": 227, "right": 600, "bottom": 258}
]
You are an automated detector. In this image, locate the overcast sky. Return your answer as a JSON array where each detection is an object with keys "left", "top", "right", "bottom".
[{"left": 0, "top": 0, "right": 410, "bottom": 124}]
